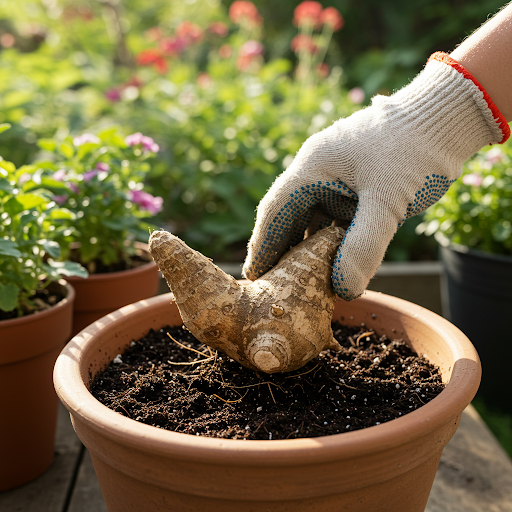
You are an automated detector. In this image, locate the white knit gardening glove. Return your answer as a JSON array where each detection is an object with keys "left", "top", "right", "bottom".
[{"left": 243, "top": 52, "right": 510, "bottom": 300}]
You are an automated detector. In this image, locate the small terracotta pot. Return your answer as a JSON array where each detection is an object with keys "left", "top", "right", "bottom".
[
  {"left": 54, "top": 291, "right": 481, "bottom": 512},
  {"left": 0, "top": 282, "right": 75, "bottom": 491},
  {"left": 65, "top": 242, "right": 160, "bottom": 337}
]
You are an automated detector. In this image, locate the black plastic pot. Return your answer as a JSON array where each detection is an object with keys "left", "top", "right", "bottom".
[{"left": 440, "top": 245, "right": 512, "bottom": 413}]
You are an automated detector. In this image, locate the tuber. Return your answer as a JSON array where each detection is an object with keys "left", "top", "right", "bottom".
[{"left": 148, "top": 226, "right": 345, "bottom": 373}]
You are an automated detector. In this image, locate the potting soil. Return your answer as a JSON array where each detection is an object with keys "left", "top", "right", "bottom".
[{"left": 91, "top": 322, "right": 445, "bottom": 440}]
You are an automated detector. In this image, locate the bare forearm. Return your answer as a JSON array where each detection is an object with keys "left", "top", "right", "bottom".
[{"left": 451, "top": 3, "right": 512, "bottom": 120}]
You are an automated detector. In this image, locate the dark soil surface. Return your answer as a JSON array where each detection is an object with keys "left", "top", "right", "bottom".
[
  {"left": 71, "top": 247, "right": 151, "bottom": 274},
  {"left": 91, "top": 322, "right": 445, "bottom": 440}
]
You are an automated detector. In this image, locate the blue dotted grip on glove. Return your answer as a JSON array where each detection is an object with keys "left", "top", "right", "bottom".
[{"left": 246, "top": 180, "right": 357, "bottom": 279}]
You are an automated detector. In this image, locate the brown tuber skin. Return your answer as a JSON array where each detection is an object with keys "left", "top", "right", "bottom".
[{"left": 148, "top": 226, "right": 345, "bottom": 374}]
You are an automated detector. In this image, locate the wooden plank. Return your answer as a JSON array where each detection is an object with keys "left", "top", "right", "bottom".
[
  {"left": 427, "top": 404, "right": 512, "bottom": 512},
  {"left": 0, "top": 402, "right": 83, "bottom": 512},
  {"left": 67, "top": 450, "right": 108, "bottom": 512}
]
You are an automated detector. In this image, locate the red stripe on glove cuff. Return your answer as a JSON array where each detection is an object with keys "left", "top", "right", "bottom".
[{"left": 429, "top": 51, "right": 510, "bottom": 144}]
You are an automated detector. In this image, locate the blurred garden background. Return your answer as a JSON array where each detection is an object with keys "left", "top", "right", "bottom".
[{"left": 0, "top": 0, "right": 511, "bottom": 453}]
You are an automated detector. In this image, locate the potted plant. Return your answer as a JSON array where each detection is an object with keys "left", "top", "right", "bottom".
[
  {"left": 53, "top": 287, "right": 481, "bottom": 512},
  {"left": 419, "top": 140, "right": 512, "bottom": 413},
  {"left": 0, "top": 124, "right": 88, "bottom": 491},
  {"left": 32, "top": 127, "right": 162, "bottom": 335}
]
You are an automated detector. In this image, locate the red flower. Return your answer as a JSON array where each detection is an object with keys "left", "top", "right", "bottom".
[
  {"left": 320, "top": 7, "right": 344, "bottom": 31},
  {"left": 293, "top": 1, "right": 323, "bottom": 28},
  {"left": 290, "top": 34, "right": 318, "bottom": 54},
  {"left": 135, "top": 49, "right": 168, "bottom": 74},
  {"left": 176, "top": 21, "right": 204, "bottom": 45},
  {"left": 159, "top": 36, "right": 188, "bottom": 56},
  {"left": 207, "top": 21, "right": 229, "bottom": 37},
  {"left": 229, "top": 1, "right": 263, "bottom": 27}
]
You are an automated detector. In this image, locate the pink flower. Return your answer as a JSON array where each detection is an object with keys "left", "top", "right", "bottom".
[
  {"left": 128, "top": 190, "right": 163, "bottom": 215},
  {"left": 290, "top": 34, "right": 318, "bottom": 54},
  {"left": 229, "top": 1, "right": 262, "bottom": 27},
  {"left": 486, "top": 147, "right": 505, "bottom": 164},
  {"left": 125, "top": 132, "right": 145, "bottom": 146},
  {"left": 219, "top": 44, "right": 232, "bottom": 59},
  {"left": 293, "top": 1, "right": 323, "bottom": 28},
  {"left": 160, "top": 36, "right": 188, "bottom": 56},
  {"left": 53, "top": 194, "right": 68, "bottom": 205},
  {"left": 320, "top": 7, "right": 344, "bottom": 31},
  {"left": 146, "top": 27, "right": 163, "bottom": 42},
  {"left": 18, "top": 173, "right": 31, "bottom": 185},
  {"left": 348, "top": 87, "right": 365, "bottom": 104},
  {"left": 462, "top": 173, "right": 483, "bottom": 187},
  {"left": 239, "top": 40, "right": 264, "bottom": 58},
  {"left": 52, "top": 169, "right": 66, "bottom": 181},
  {"left": 105, "top": 87, "right": 122, "bottom": 102},
  {"left": 125, "top": 132, "right": 159, "bottom": 153},
  {"left": 207, "top": 21, "right": 228, "bottom": 37},
  {"left": 197, "top": 72, "right": 213, "bottom": 89},
  {"left": 176, "top": 21, "right": 203, "bottom": 45},
  {"left": 73, "top": 133, "right": 100, "bottom": 146}
]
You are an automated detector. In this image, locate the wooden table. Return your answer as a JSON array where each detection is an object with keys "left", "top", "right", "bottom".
[{"left": 1, "top": 403, "right": 511, "bottom": 511}]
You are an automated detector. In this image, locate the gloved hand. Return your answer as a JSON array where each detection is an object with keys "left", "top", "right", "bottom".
[{"left": 243, "top": 52, "right": 509, "bottom": 300}]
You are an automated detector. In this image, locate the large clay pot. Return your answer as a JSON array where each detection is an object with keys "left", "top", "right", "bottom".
[
  {"left": 54, "top": 290, "right": 481, "bottom": 512},
  {"left": 0, "top": 282, "right": 75, "bottom": 491},
  {"left": 65, "top": 242, "right": 160, "bottom": 337},
  {"left": 440, "top": 244, "right": 512, "bottom": 414}
]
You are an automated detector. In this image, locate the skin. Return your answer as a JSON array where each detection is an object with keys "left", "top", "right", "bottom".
[{"left": 451, "top": 2, "right": 512, "bottom": 120}]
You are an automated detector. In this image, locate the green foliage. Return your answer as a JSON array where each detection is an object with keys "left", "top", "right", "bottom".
[
  {"left": 419, "top": 141, "right": 512, "bottom": 257},
  {"left": 0, "top": 126, "right": 87, "bottom": 317},
  {"left": 27, "top": 127, "right": 163, "bottom": 272}
]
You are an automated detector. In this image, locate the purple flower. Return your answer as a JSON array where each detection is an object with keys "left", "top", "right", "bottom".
[
  {"left": 462, "top": 173, "right": 483, "bottom": 187},
  {"left": 68, "top": 183, "right": 79, "bottom": 194},
  {"left": 128, "top": 190, "right": 163, "bottom": 215},
  {"left": 95, "top": 162, "right": 110, "bottom": 172},
  {"left": 105, "top": 87, "right": 122, "bottom": 102},
  {"left": 53, "top": 194, "right": 68, "bottom": 205},
  {"left": 73, "top": 133, "right": 100, "bottom": 146},
  {"left": 83, "top": 170, "right": 99, "bottom": 182}
]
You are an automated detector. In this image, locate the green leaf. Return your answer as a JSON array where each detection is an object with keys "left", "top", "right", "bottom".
[
  {"left": 0, "top": 123, "right": 11, "bottom": 135},
  {"left": 44, "top": 260, "right": 89, "bottom": 279},
  {"left": 0, "top": 160, "right": 16, "bottom": 173},
  {"left": 0, "top": 282, "right": 19, "bottom": 312},
  {"left": 0, "top": 239, "right": 21, "bottom": 257},
  {"left": 40, "top": 240, "right": 61, "bottom": 258},
  {"left": 5, "top": 193, "right": 46, "bottom": 215},
  {"left": 37, "top": 139, "right": 57, "bottom": 152},
  {"left": 60, "top": 142, "right": 74, "bottom": 159}
]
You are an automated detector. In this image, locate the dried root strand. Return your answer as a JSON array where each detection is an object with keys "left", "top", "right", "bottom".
[{"left": 149, "top": 226, "right": 345, "bottom": 374}]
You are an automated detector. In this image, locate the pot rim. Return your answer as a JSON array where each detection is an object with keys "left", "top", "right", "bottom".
[
  {"left": 0, "top": 280, "right": 75, "bottom": 329},
  {"left": 54, "top": 290, "right": 480, "bottom": 466},
  {"left": 440, "top": 242, "right": 512, "bottom": 264}
]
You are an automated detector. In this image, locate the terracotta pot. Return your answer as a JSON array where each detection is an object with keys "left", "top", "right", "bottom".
[
  {"left": 0, "top": 282, "right": 74, "bottom": 491},
  {"left": 65, "top": 242, "right": 160, "bottom": 337},
  {"left": 54, "top": 290, "right": 481, "bottom": 512}
]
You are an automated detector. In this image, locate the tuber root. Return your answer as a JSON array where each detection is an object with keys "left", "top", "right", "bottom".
[{"left": 149, "top": 226, "right": 345, "bottom": 373}]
